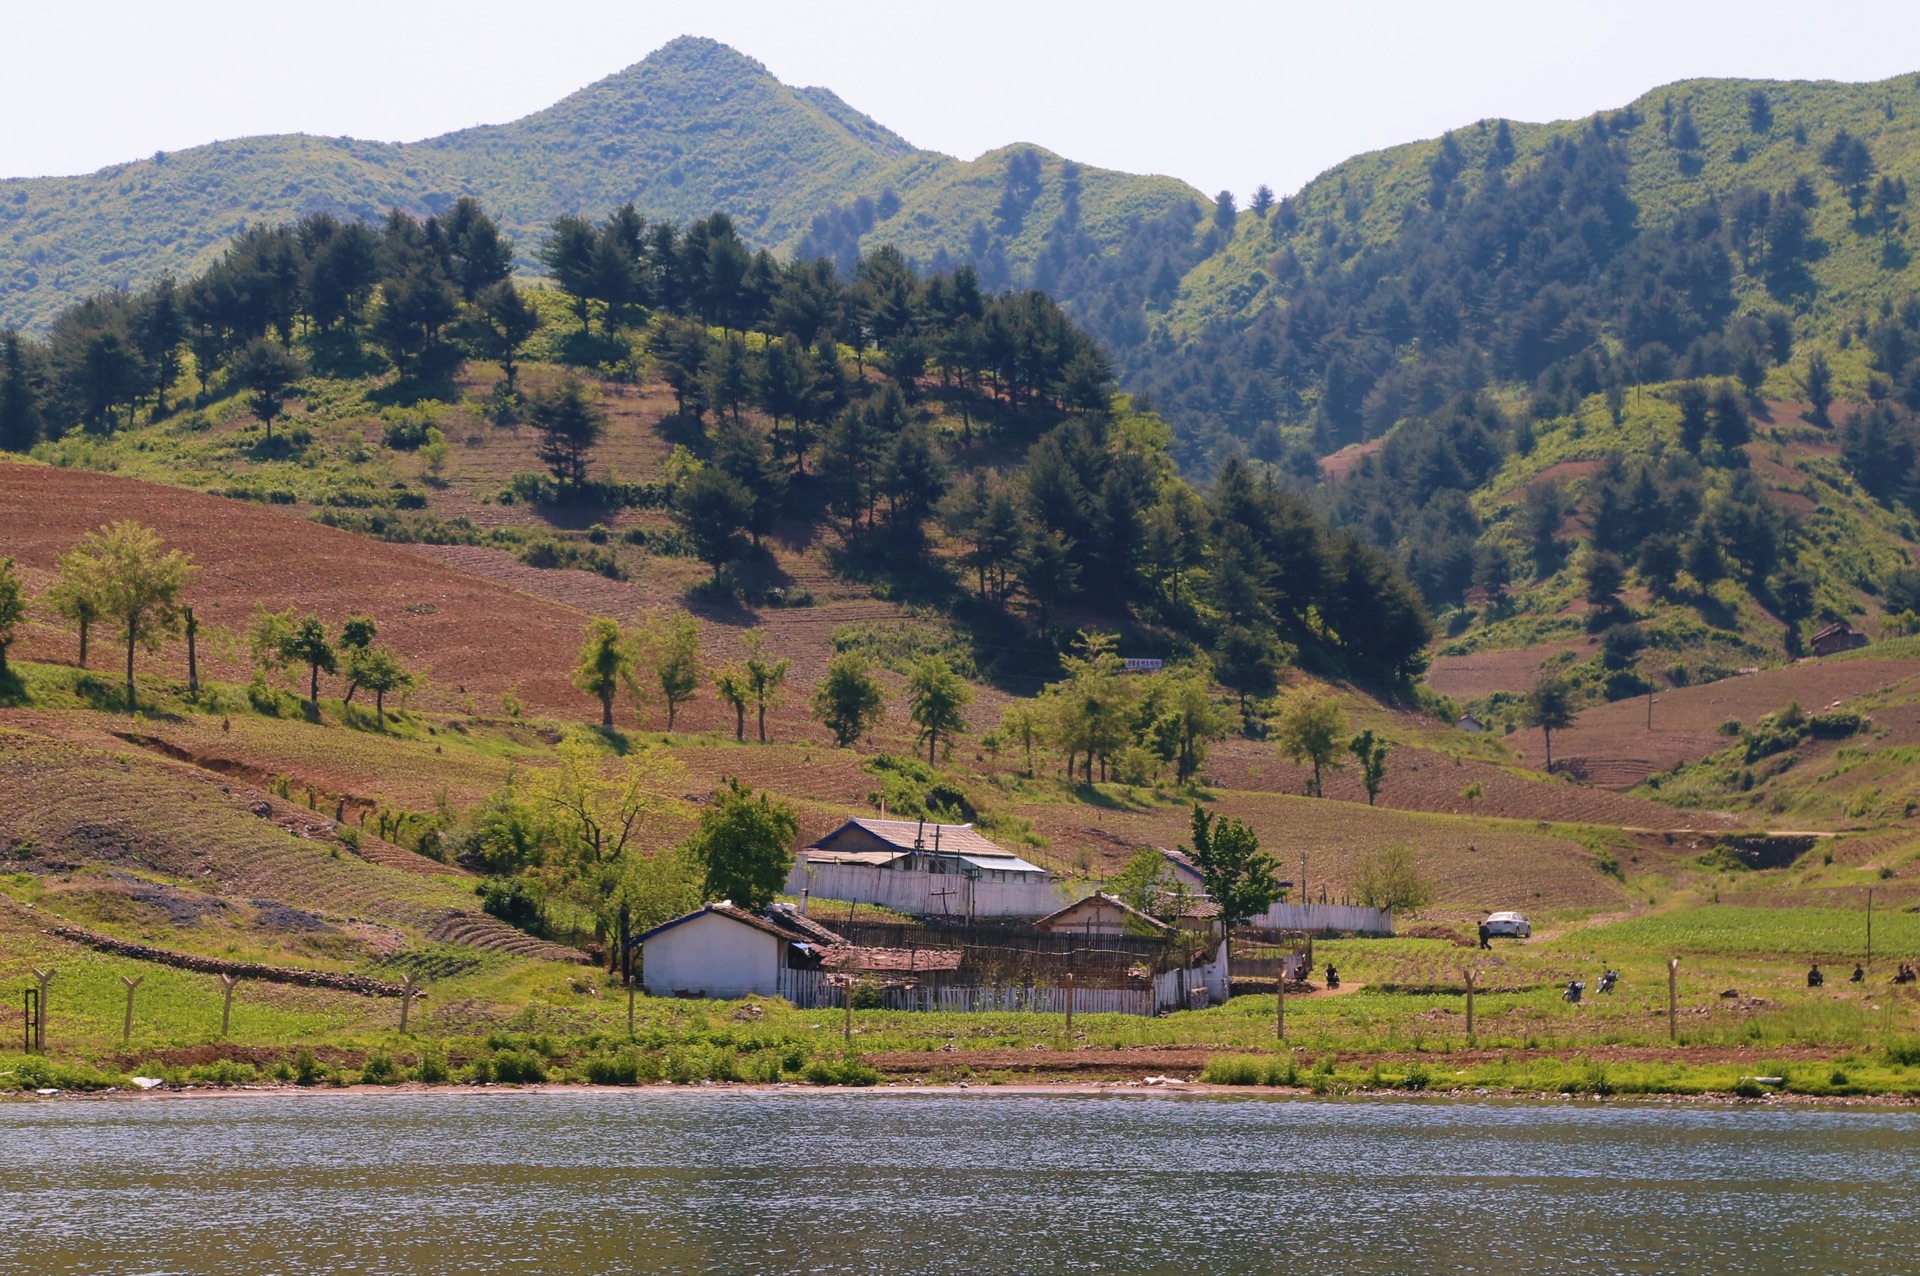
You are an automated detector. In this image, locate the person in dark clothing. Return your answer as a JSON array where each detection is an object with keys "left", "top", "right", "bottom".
[
  {"left": 1807, "top": 963, "right": 1824, "bottom": 988},
  {"left": 1478, "top": 923, "right": 1491, "bottom": 950},
  {"left": 1324, "top": 963, "right": 1340, "bottom": 989},
  {"left": 1850, "top": 963, "right": 1865, "bottom": 983}
]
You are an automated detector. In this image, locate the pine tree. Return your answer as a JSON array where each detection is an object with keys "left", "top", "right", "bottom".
[{"left": 528, "top": 377, "right": 606, "bottom": 491}]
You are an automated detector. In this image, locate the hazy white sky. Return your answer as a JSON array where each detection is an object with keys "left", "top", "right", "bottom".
[{"left": 6, "top": 1, "right": 1920, "bottom": 197}]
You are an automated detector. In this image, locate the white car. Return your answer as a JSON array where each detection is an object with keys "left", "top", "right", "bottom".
[{"left": 1483, "top": 911, "right": 1531, "bottom": 938}]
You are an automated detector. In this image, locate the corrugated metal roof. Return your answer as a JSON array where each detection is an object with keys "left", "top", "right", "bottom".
[
  {"left": 811, "top": 817, "right": 1021, "bottom": 859},
  {"left": 952, "top": 852, "right": 1046, "bottom": 875}
]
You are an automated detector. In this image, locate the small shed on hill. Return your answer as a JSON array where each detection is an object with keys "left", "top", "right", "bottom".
[{"left": 1810, "top": 621, "right": 1868, "bottom": 657}]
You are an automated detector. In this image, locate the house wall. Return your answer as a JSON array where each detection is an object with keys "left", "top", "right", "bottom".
[
  {"left": 787, "top": 859, "right": 1077, "bottom": 918},
  {"left": 1037, "top": 901, "right": 1133, "bottom": 935},
  {"left": 642, "top": 913, "right": 782, "bottom": 999}
]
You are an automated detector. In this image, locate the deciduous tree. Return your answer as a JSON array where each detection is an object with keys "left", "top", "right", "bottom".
[
  {"left": 632, "top": 608, "right": 702, "bottom": 730},
  {"left": 1524, "top": 675, "right": 1576, "bottom": 770},
  {"left": 0, "top": 557, "right": 23, "bottom": 683},
  {"left": 1348, "top": 729, "right": 1390, "bottom": 806},
  {"left": 571, "top": 617, "right": 633, "bottom": 728},
  {"left": 685, "top": 777, "right": 797, "bottom": 911},
  {"left": 1182, "top": 802, "right": 1280, "bottom": 930},
  {"left": 907, "top": 654, "right": 972, "bottom": 763},
  {"left": 1276, "top": 692, "right": 1346, "bottom": 797},
  {"left": 812, "top": 651, "right": 885, "bottom": 748},
  {"left": 66, "top": 521, "right": 195, "bottom": 711}
]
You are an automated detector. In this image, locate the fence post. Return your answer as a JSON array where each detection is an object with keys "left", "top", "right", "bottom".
[
  {"left": 1463, "top": 967, "right": 1475, "bottom": 1043},
  {"left": 1064, "top": 949, "right": 1075, "bottom": 1040},
  {"left": 1667, "top": 957, "right": 1680, "bottom": 1043},
  {"left": 30, "top": 968, "right": 53, "bottom": 1052},
  {"left": 627, "top": 978, "right": 636, "bottom": 1038},
  {"left": 121, "top": 975, "right": 145, "bottom": 1043},
  {"left": 219, "top": 973, "right": 239, "bottom": 1039},
  {"left": 398, "top": 974, "right": 418, "bottom": 1033},
  {"left": 22, "top": 989, "right": 36, "bottom": 1054}
]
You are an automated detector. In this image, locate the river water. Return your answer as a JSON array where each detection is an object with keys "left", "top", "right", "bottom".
[{"left": 3, "top": 1089, "right": 1916, "bottom": 1275}]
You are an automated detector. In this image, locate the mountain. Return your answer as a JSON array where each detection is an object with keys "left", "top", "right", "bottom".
[
  {"left": 0, "top": 37, "right": 1203, "bottom": 332},
  {"left": 1135, "top": 71, "right": 1920, "bottom": 460}
]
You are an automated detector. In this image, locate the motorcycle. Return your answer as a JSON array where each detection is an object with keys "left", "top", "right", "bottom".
[
  {"left": 1597, "top": 970, "right": 1618, "bottom": 995},
  {"left": 1562, "top": 979, "right": 1585, "bottom": 1004}
]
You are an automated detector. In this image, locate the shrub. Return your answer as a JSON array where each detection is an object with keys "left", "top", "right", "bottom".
[
  {"left": 1886, "top": 1036, "right": 1920, "bottom": 1066},
  {"left": 1717, "top": 717, "right": 1744, "bottom": 737},
  {"left": 411, "top": 1048, "right": 450, "bottom": 1085},
  {"left": 359, "top": 1051, "right": 398, "bottom": 1085},
  {"left": 1263, "top": 1054, "right": 1299, "bottom": 1087},
  {"left": 490, "top": 1049, "right": 548, "bottom": 1084},
  {"left": 801, "top": 1055, "right": 880, "bottom": 1086},
  {"left": 583, "top": 1050, "right": 643, "bottom": 1086},
  {"left": 1400, "top": 1063, "right": 1432, "bottom": 1091},
  {"left": 187, "top": 1059, "right": 259, "bottom": 1086},
  {"left": 1200, "top": 1054, "right": 1265, "bottom": 1086},
  {"left": 1808, "top": 711, "right": 1865, "bottom": 739},
  {"left": 850, "top": 979, "right": 884, "bottom": 1011},
  {"left": 292, "top": 1049, "right": 324, "bottom": 1086},
  {"left": 381, "top": 410, "right": 434, "bottom": 450}
]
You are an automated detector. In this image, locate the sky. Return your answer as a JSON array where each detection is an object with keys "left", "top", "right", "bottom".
[{"left": 7, "top": 1, "right": 1920, "bottom": 198}]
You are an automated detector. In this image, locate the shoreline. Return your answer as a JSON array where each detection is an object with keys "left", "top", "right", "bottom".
[{"left": 12, "top": 1079, "right": 1920, "bottom": 1110}]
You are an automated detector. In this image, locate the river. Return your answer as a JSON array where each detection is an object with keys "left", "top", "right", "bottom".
[{"left": 4, "top": 1089, "right": 1916, "bottom": 1274}]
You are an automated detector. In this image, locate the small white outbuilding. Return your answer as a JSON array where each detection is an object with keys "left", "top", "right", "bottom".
[{"left": 638, "top": 901, "right": 836, "bottom": 1000}]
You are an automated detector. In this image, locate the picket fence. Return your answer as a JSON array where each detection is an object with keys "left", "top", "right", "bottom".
[
  {"left": 787, "top": 860, "right": 1080, "bottom": 919},
  {"left": 1249, "top": 903, "right": 1393, "bottom": 935}
]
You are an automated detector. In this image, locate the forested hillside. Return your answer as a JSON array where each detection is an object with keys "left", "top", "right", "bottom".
[
  {"left": 0, "top": 194, "right": 1431, "bottom": 719},
  {"left": 0, "top": 38, "right": 1201, "bottom": 335}
]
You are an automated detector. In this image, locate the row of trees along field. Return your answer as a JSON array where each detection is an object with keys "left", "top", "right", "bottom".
[{"left": 0, "top": 195, "right": 1432, "bottom": 693}]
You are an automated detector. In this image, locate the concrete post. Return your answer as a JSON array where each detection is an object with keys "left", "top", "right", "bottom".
[{"left": 121, "top": 975, "right": 144, "bottom": 1042}]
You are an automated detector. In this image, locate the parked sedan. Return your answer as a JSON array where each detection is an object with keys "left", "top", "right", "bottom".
[{"left": 1483, "top": 911, "right": 1532, "bottom": 938}]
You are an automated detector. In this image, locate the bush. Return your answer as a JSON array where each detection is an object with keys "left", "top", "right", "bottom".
[
  {"left": 382, "top": 409, "right": 435, "bottom": 450},
  {"left": 801, "top": 1055, "right": 881, "bottom": 1086},
  {"left": 490, "top": 1049, "right": 548, "bottom": 1084},
  {"left": 1200, "top": 1054, "right": 1265, "bottom": 1086},
  {"left": 0, "top": 1054, "right": 125, "bottom": 1092},
  {"left": 1400, "top": 1063, "right": 1432, "bottom": 1091},
  {"left": 359, "top": 1051, "right": 398, "bottom": 1085},
  {"left": 411, "top": 1048, "right": 450, "bottom": 1085},
  {"left": 187, "top": 1059, "right": 259, "bottom": 1086},
  {"left": 583, "top": 1050, "right": 644, "bottom": 1085},
  {"left": 849, "top": 979, "right": 884, "bottom": 1011},
  {"left": 1808, "top": 711, "right": 1865, "bottom": 738},
  {"left": 293, "top": 1048, "right": 324, "bottom": 1086}
]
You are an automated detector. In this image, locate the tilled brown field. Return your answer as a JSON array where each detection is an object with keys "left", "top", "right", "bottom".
[{"left": 1509, "top": 658, "right": 1920, "bottom": 787}]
